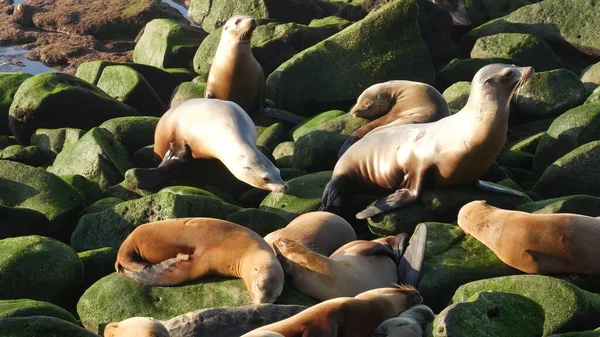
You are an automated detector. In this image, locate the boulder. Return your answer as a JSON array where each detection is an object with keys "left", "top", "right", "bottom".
[
  {"left": 442, "top": 82, "right": 471, "bottom": 111},
  {"left": 226, "top": 208, "right": 289, "bottom": 237},
  {"left": 256, "top": 123, "right": 287, "bottom": 153},
  {"left": 0, "top": 136, "right": 18, "bottom": 150},
  {"left": 61, "top": 174, "right": 103, "bottom": 207},
  {"left": 291, "top": 109, "right": 346, "bottom": 141},
  {"left": 0, "top": 206, "right": 51, "bottom": 240},
  {"left": 273, "top": 141, "right": 295, "bottom": 168},
  {"left": 581, "top": 61, "right": 600, "bottom": 94},
  {"left": 99, "top": 116, "right": 159, "bottom": 155},
  {"left": 0, "top": 299, "right": 78, "bottom": 324},
  {"left": 0, "top": 72, "right": 31, "bottom": 135},
  {"left": 0, "top": 316, "right": 98, "bottom": 337},
  {"left": 435, "top": 57, "right": 520, "bottom": 92},
  {"left": 586, "top": 87, "right": 600, "bottom": 105},
  {"left": 29, "top": 127, "right": 86, "bottom": 158},
  {"left": 309, "top": 16, "right": 352, "bottom": 30},
  {"left": 170, "top": 82, "right": 206, "bottom": 108},
  {"left": 550, "top": 329, "right": 600, "bottom": 337},
  {"left": 517, "top": 195, "right": 600, "bottom": 217},
  {"left": 0, "top": 144, "right": 49, "bottom": 167},
  {"left": 464, "top": 0, "right": 533, "bottom": 26},
  {"left": 496, "top": 151, "right": 533, "bottom": 170},
  {"left": 78, "top": 247, "right": 118, "bottom": 290}
]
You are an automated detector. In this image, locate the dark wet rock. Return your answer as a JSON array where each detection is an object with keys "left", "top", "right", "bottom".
[
  {"left": 415, "top": 0, "right": 459, "bottom": 69},
  {"left": 0, "top": 299, "right": 78, "bottom": 324},
  {"left": 586, "top": 87, "right": 600, "bottom": 105},
  {"left": 226, "top": 208, "right": 288, "bottom": 237},
  {"left": 0, "top": 316, "right": 99, "bottom": 336},
  {"left": 496, "top": 151, "right": 533, "bottom": 170},
  {"left": 435, "top": 58, "right": 520, "bottom": 92},
  {"left": 170, "top": 82, "right": 206, "bottom": 108},
  {"left": 0, "top": 135, "right": 18, "bottom": 150},
  {"left": 0, "top": 72, "right": 31, "bottom": 136},
  {"left": 517, "top": 195, "right": 600, "bottom": 217},
  {"left": 0, "top": 206, "right": 51, "bottom": 240},
  {"left": 0, "top": 144, "right": 49, "bottom": 167},
  {"left": 550, "top": 329, "right": 600, "bottom": 337},
  {"left": 99, "top": 116, "right": 159, "bottom": 155},
  {"left": 29, "top": 127, "right": 86, "bottom": 158},
  {"left": 465, "top": 0, "right": 533, "bottom": 26}
]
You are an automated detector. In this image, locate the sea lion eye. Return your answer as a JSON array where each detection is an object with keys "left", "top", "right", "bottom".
[
  {"left": 263, "top": 177, "right": 271, "bottom": 182},
  {"left": 235, "top": 19, "right": 241, "bottom": 25}
]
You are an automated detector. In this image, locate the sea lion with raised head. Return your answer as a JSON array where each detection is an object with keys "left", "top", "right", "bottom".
[
  {"left": 115, "top": 218, "right": 285, "bottom": 304},
  {"left": 371, "top": 304, "right": 435, "bottom": 337},
  {"left": 264, "top": 211, "right": 357, "bottom": 256},
  {"left": 240, "top": 286, "right": 423, "bottom": 337},
  {"left": 338, "top": 80, "right": 450, "bottom": 157},
  {"left": 320, "top": 64, "right": 532, "bottom": 219},
  {"left": 458, "top": 200, "right": 600, "bottom": 275},
  {"left": 137, "top": 98, "right": 287, "bottom": 192}
]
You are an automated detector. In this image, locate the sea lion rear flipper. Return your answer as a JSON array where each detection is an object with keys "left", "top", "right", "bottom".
[
  {"left": 474, "top": 180, "right": 524, "bottom": 197},
  {"left": 355, "top": 189, "right": 418, "bottom": 219},
  {"left": 398, "top": 223, "right": 427, "bottom": 287},
  {"left": 136, "top": 145, "right": 189, "bottom": 190},
  {"left": 125, "top": 255, "right": 194, "bottom": 286}
]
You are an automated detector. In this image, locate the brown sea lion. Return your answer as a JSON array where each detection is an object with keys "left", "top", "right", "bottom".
[
  {"left": 137, "top": 98, "right": 287, "bottom": 192},
  {"left": 115, "top": 218, "right": 285, "bottom": 304},
  {"left": 457, "top": 200, "right": 600, "bottom": 275},
  {"left": 338, "top": 80, "right": 450, "bottom": 157},
  {"left": 240, "top": 286, "right": 423, "bottom": 337},
  {"left": 264, "top": 211, "right": 357, "bottom": 256},
  {"left": 320, "top": 64, "right": 532, "bottom": 219}
]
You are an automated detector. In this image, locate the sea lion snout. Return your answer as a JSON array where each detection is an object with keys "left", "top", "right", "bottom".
[{"left": 269, "top": 182, "right": 288, "bottom": 194}]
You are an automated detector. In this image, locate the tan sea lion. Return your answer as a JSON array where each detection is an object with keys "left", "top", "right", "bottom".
[
  {"left": 115, "top": 218, "right": 285, "bottom": 304},
  {"left": 137, "top": 98, "right": 287, "bottom": 192},
  {"left": 457, "top": 200, "right": 600, "bottom": 275},
  {"left": 338, "top": 80, "right": 450, "bottom": 157},
  {"left": 371, "top": 304, "right": 435, "bottom": 337},
  {"left": 264, "top": 211, "right": 357, "bottom": 256},
  {"left": 104, "top": 317, "right": 168, "bottom": 337},
  {"left": 240, "top": 286, "right": 423, "bottom": 337},
  {"left": 320, "top": 64, "right": 532, "bottom": 219}
]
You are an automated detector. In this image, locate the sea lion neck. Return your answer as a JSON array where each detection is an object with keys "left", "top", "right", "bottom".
[{"left": 461, "top": 85, "right": 511, "bottom": 126}]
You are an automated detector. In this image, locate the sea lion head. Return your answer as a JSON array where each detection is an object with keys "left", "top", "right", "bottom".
[
  {"left": 237, "top": 151, "right": 288, "bottom": 193},
  {"left": 474, "top": 64, "right": 534, "bottom": 100},
  {"left": 350, "top": 83, "right": 393, "bottom": 118},
  {"left": 222, "top": 15, "right": 258, "bottom": 42},
  {"left": 355, "top": 285, "right": 423, "bottom": 312},
  {"left": 431, "top": 0, "right": 472, "bottom": 26},
  {"left": 249, "top": 256, "right": 285, "bottom": 304},
  {"left": 457, "top": 200, "right": 494, "bottom": 235},
  {"left": 103, "top": 317, "right": 169, "bottom": 337}
]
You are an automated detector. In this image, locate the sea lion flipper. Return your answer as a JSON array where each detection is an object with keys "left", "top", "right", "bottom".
[
  {"left": 474, "top": 180, "right": 524, "bottom": 197},
  {"left": 355, "top": 189, "right": 417, "bottom": 219},
  {"left": 262, "top": 107, "right": 305, "bottom": 125},
  {"left": 398, "top": 223, "right": 427, "bottom": 287},
  {"left": 125, "top": 257, "right": 193, "bottom": 286}
]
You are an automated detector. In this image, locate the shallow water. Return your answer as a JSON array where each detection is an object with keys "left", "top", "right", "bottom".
[
  {"left": 162, "top": 0, "right": 189, "bottom": 20},
  {"left": 0, "top": 46, "right": 58, "bottom": 74}
]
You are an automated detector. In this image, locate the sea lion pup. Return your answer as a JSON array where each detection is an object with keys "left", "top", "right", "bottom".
[
  {"left": 320, "top": 64, "right": 532, "bottom": 219},
  {"left": 338, "top": 80, "right": 450, "bottom": 157},
  {"left": 104, "top": 317, "right": 168, "bottom": 337},
  {"left": 264, "top": 211, "right": 357, "bottom": 256},
  {"left": 240, "top": 286, "right": 423, "bottom": 337},
  {"left": 115, "top": 218, "right": 285, "bottom": 304},
  {"left": 138, "top": 98, "right": 287, "bottom": 192},
  {"left": 371, "top": 304, "right": 435, "bottom": 337},
  {"left": 458, "top": 200, "right": 600, "bottom": 275}
]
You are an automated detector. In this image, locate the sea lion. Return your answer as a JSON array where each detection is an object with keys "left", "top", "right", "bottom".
[
  {"left": 338, "top": 80, "right": 450, "bottom": 157},
  {"left": 457, "top": 200, "right": 600, "bottom": 275},
  {"left": 264, "top": 211, "right": 357, "bottom": 256},
  {"left": 138, "top": 98, "right": 287, "bottom": 192},
  {"left": 320, "top": 64, "right": 532, "bottom": 219},
  {"left": 104, "top": 317, "right": 168, "bottom": 337},
  {"left": 371, "top": 304, "right": 435, "bottom": 337},
  {"left": 240, "top": 286, "right": 423, "bottom": 337},
  {"left": 115, "top": 218, "right": 285, "bottom": 304}
]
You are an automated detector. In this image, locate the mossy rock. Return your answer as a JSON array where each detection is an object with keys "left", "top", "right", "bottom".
[
  {"left": 8, "top": 73, "right": 139, "bottom": 144},
  {"left": 448, "top": 275, "right": 600, "bottom": 335},
  {"left": 506, "top": 132, "right": 545, "bottom": 154},
  {"left": 442, "top": 82, "right": 471, "bottom": 111},
  {"left": 133, "top": 19, "right": 207, "bottom": 69},
  {"left": 78, "top": 247, "right": 118, "bottom": 290},
  {"left": 435, "top": 58, "right": 520, "bottom": 92},
  {"left": 506, "top": 118, "right": 554, "bottom": 144},
  {"left": 551, "top": 328, "right": 600, "bottom": 337},
  {"left": 0, "top": 135, "right": 18, "bottom": 150},
  {"left": 309, "top": 16, "right": 353, "bottom": 30},
  {"left": 71, "top": 192, "right": 242, "bottom": 251},
  {"left": 157, "top": 185, "right": 223, "bottom": 200},
  {"left": 226, "top": 208, "right": 289, "bottom": 236},
  {"left": 0, "top": 144, "right": 49, "bottom": 167},
  {"left": 464, "top": 0, "right": 532, "bottom": 26},
  {"left": 47, "top": 128, "right": 134, "bottom": 191},
  {"left": 586, "top": 87, "right": 600, "bottom": 105},
  {"left": 80, "top": 197, "right": 125, "bottom": 217},
  {"left": 517, "top": 195, "right": 600, "bottom": 216},
  {"left": 512, "top": 69, "right": 586, "bottom": 123},
  {"left": 0, "top": 299, "right": 79, "bottom": 325},
  {"left": 170, "top": 82, "right": 206, "bottom": 108},
  {"left": 291, "top": 109, "right": 346, "bottom": 141},
  {"left": 102, "top": 183, "right": 143, "bottom": 201},
  {"left": 273, "top": 141, "right": 295, "bottom": 168},
  {"left": 0, "top": 235, "right": 83, "bottom": 306},
  {"left": 257, "top": 123, "right": 288, "bottom": 152},
  {"left": 266, "top": 0, "right": 434, "bottom": 114},
  {"left": 99, "top": 116, "right": 159, "bottom": 155},
  {"left": 0, "top": 205, "right": 52, "bottom": 240},
  {"left": 496, "top": 151, "right": 533, "bottom": 169},
  {"left": 0, "top": 72, "right": 32, "bottom": 135},
  {"left": 0, "top": 160, "right": 83, "bottom": 239},
  {"left": 533, "top": 141, "right": 600, "bottom": 198},
  {"left": 0, "top": 316, "right": 99, "bottom": 337},
  {"left": 78, "top": 273, "right": 317, "bottom": 333},
  {"left": 417, "top": 223, "right": 520, "bottom": 313},
  {"left": 533, "top": 103, "right": 600, "bottom": 172},
  {"left": 29, "top": 128, "right": 86, "bottom": 158},
  {"left": 132, "top": 144, "right": 156, "bottom": 168},
  {"left": 260, "top": 171, "right": 332, "bottom": 221},
  {"left": 471, "top": 33, "right": 563, "bottom": 71},
  {"left": 61, "top": 174, "right": 103, "bottom": 207},
  {"left": 96, "top": 65, "right": 166, "bottom": 117},
  {"left": 581, "top": 62, "right": 600, "bottom": 94}
]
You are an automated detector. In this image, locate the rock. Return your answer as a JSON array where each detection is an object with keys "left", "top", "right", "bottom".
[
  {"left": 226, "top": 208, "right": 288, "bottom": 237},
  {"left": 96, "top": 65, "right": 166, "bottom": 117},
  {"left": 0, "top": 72, "right": 31, "bottom": 135},
  {"left": 435, "top": 58, "right": 520, "bottom": 92},
  {"left": 581, "top": 62, "right": 600, "bottom": 94},
  {"left": 445, "top": 275, "right": 600, "bottom": 335},
  {"left": 80, "top": 197, "right": 125, "bottom": 216},
  {"left": 266, "top": 0, "right": 434, "bottom": 114},
  {"left": 158, "top": 185, "right": 225, "bottom": 201},
  {"left": 0, "top": 316, "right": 98, "bottom": 337},
  {"left": 78, "top": 273, "right": 317, "bottom": 333},
  {"left": 71, "top": 192, "right": 241, "bottom": 251},
  {"left": 417, "top": 223, "right": 520, "bottom": 313},
  {"left": 309, "top": 16, "right": 352, "bottom": 30},
  {"left": 78, "top": 247, "right": 118, "bottom": 290},
  {"left": 273, "top": 141, "right": 295, "bottom": 168},
  {"left": 533, "top": 141, "right": 600, "bottom": 198},
  {"left": 465, "top": 0, "right": 533, "bottom": 26},
  {"left": 0, "top": 299, "right": 78, "bottom": 324},
  {"left": 517, "top": 195, "right": 600, "bottom": 217},
  {"left": 170, "top": 82, "right": 206, "bottom": 108},
  {"left": 260, "top": 171, "right": 332, "bottom": 221},
  {"left": 48, "top": 128, "right": 134, "bottom": 191},
  {"left": 0, "top": 135, "right": 18, "bottom": 150},
  {"left": 0, "top": 206, "right": 51, "bottom": 240},
  {"left": 586, "top": 87, "right": 600, "bottom": 105},
  {"left": 533, "top": 103, "right": 600, "bottom": 172},
  {"left": 29, "top": 127, "right": 86, "bottom": 158},
  {"left": 291, "top": 109, "right": 346, "bottom": 141},
  {"left": 550, "top": 329, "right": 600, "bottom": 337},
  {"left": 99, "top": 116, "right": 159, "bottom": 155},
  {"left": 61, "top": 174, "right": 103, "bottom": 207},
  {"left": 134, "top": 19, "right": 207, "bottom": 69},
  {"left": 8, "top": 73, "right": 139, "bottom": 144},
  {"left": 415, "top": 0, "right": 459, "bottom": 69},
  {"left": 0, "top": 235, "right": 83, "bottom": 306},
  {"left": 507, "top": 118, "right": 554, "bottom": 144},
  {"left": 102, "top": 183, "right": 143, "bottom": 201},
  {"left": 463, "top": 0, "right": 600, "bottom": 59},
  {"left": 442, "top": 82, "right": 471, "bottom": 111},
  {"left": 132, "top": 144, "right": 156, "bottom": 168},
  {"left": 512, "top": 69, "right": 586, "bottom": 123},
  {"left": 256, "top": 123, "right": 287, "bottom": 152},
  {"left": 496, "top": 151, "right": 533, "bottom": 170},
  {"left": 0, "top": 144, "right": 49, "bottom": 167},
  {"left": 506, "top": 132, "right": 545, "bottom": 154},
  {"left": 0, "top": 160, "right": 83, "bottom": 239},
  {"left": 471, "top": 33, "right": 563, "bottom": 71}
]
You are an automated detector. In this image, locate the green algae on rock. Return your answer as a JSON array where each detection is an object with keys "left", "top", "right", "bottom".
[
  {"left": 0, "top": 235, "right": 83, "bottom": 306},
  {"left": 442, "top": 82, "right": 471, "bottom": 111},
  {"left": 581, "top": 61, "right": 600, "bottom": 94},
  {"left": 30, "top": 128, "right": 86, "bottom": 158},
  {"left": 266, "top": 0, "right": 434, "bottom": 114},
  {"left": 273, "top": 141, "right": 295, "bottom": 168},
  {"left": 226, "top": 208, "right": 289, "bottom": 237},
  {"left": 0, "top": 72, "right": 31, "bottom": 136},
  {"left": 100, "top": 116, "right": 159, "bottom": 155},
  {"left": 464, "top": 0, "right": 532, "bottom": 26},
  {"left": 550, "top": 329, "right": 600, "bottom": 337},
  {"left": 0, "top": 145, "right": 49, "bottom": 167},
  {"left": 0, "top": 316, "right": 98, "bottom": 337},
  {"left": 257, "top": 123, "right": 288, "bottom": 153},
  {"left": 78, "top": 247, "right": 118, "bottom": 290},
  {"left": 0, "top": 299, "right": 79, "bottom": 325},
  {"left": 291, "top": 110, "right": 346, "bottom": 142},
  {"left": 517, "top": 195, "right": 600, "bottom": 217},
  {"left": 435, "top": 58, "right": 520, "bottom": 92},
  {"left": 309, "top": 16, "right": 353, "bottom": 30},
  {"left": 47, "top": 128, "right": 134, "bottom": 191},
  {"left": 61, "top": 174, "right": 103, "bottom": 207},
  {"left": 586, "top": 87, "right": 600, "bottom": 105},
  {"left": 170, "top": 82, "right": 206, "bottom": 108}
]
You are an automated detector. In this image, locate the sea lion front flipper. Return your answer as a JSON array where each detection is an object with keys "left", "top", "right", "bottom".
[
  {"left": 474, "top": 180, "right": 524, "bottom": 197},
  {"left": 124, "top": 255, "right": 195, "bottom": 286},
  {"left": 398, "top": 223, "right": 427, "bottom": 287},
  {"left": 355, "top": 189, "right": 418, "bottom": 219}
]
